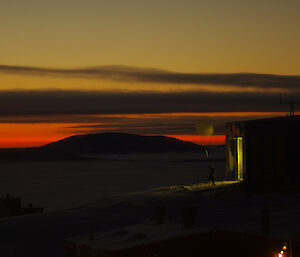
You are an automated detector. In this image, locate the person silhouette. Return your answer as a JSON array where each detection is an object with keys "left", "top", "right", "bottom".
[{"left": 208, "top": 165, "right": 215, "bottom": 185}]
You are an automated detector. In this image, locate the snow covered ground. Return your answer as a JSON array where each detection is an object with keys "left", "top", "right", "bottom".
[{"left": 0, "top": 150, "right": 299, "bottom": 257}]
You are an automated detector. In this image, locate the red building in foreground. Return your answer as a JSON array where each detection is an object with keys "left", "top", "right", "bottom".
[{"left": 64, "top": 225, "right": 299, "bottom": 257}]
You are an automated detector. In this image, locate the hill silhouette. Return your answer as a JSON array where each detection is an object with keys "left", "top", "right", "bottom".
[
  {"left": 40, "top": 133, "right": 204, "bottom": 154},
  {"left": 0, "top": 133, "right": 205, "bottom": 162}
]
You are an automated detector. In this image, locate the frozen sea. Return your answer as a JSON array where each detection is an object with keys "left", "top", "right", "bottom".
[{"left": 0, "top": 152, "right": 225, "bottom": 211}]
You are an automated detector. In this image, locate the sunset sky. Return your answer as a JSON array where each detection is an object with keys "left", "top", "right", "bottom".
[{"left": 0, "top": 0, "right": 299, "bottom": 147}]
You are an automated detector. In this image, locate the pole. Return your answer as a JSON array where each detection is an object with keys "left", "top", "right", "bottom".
[
  {"left": 261, "top": 208, "right": 270, "bottom": 235},
  {"left": 279, "top": 94, "right": 297, "bottom": 117}
]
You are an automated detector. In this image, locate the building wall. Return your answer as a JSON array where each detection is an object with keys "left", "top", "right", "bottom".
[
  {"left": 226, "top": 117, "right": 300, "bottom": 186},
  {"left": 246, "top": 135, "right": 288, "bottom": 184}
]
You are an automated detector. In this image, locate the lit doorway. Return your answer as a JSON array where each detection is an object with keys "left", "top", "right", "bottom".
[
  {"left": 227, "top": 136, "right": 244, "bottom": 181},
  {"left": 236, "top": 137, "right": 243, "bottom": 181}
]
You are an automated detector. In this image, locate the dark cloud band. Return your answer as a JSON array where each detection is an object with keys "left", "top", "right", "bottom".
[
  {"left": 0, "top": 90, "right": 297, "bottom": 116},
  {"left": 0, "top": 65, "right": 299, "bottom": 90}
]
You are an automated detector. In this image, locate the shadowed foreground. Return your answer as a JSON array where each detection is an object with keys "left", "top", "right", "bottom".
[{"left": 0, "top": 182, "right": 299, "bottom": 257}]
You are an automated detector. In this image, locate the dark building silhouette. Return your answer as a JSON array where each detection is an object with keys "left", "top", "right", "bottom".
[
  {"left": 226, "top": 116, "right": 300, "bottom": 185},
  {"left": 0, "top": 194, "right": 43, "bottom": 218}
]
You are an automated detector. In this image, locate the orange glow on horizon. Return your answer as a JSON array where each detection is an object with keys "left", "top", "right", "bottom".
[
  {"left": 1, "top": 134, "right": 226, "bottom": 148},
  {"left": 166, "top": 135, "right": 226, "bottom": 145},
  {"left": 0, "top": 123, "right": 99, "bottom": 148},
  {"left": 0, "top": 111, "right": 294, "bottom": 148},
  {"left": 0, "top": 137, "right": 66, "bottom": 148}
]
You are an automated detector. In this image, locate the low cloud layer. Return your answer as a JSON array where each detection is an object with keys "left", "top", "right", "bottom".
[
  {"left": 1, "top": 65, "right": 298, "bottom": 140},
  {"left": 0, "top": 65, "right": 300, "bottom": 91},
  {"left": 0, "top": 90, "right": 297, "bottom": 116}
]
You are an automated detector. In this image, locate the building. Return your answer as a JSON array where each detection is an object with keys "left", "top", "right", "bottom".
[
  {"left": 225, "top": 116, "right": 300, "bottom": 185},
  {"left": 63, "top": 225, "right": 299, "bottom": 257},
  {"left": 0, "top": 194, "right": 43, "bottom": 218}
]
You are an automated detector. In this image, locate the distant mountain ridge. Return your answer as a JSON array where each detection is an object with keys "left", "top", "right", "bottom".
[
  {"left": 0, "top": 133, "right": 205, "bottom": 162},
  {"left": 40, "top": 133, "right": 204, "bottom": 154}
]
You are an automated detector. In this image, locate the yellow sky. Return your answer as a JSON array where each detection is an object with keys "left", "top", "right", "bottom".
[
  {"left": 0, "top": 0, "right": 299, "bottom": 147},
  {"left": 0, "top": 0, "right": 299, "bottom": 75}
]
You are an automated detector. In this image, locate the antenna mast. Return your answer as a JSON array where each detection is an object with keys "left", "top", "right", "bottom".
[{"left": 280, "top": 93, "right": 295, "bottom": 117}]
